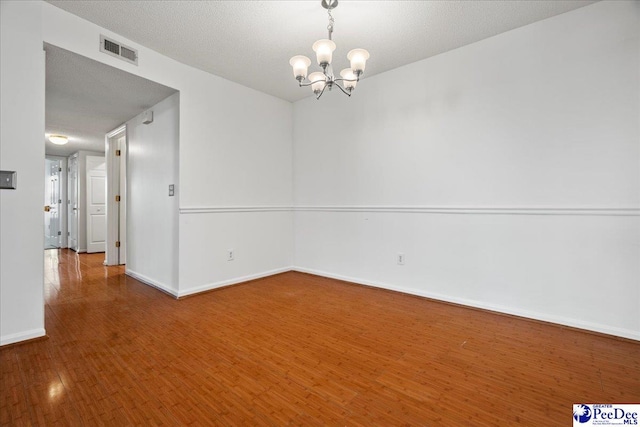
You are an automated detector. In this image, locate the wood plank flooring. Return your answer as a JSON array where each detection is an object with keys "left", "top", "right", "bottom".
[{"left": 1, "top": 249, "right": 638, "bottom": 426}]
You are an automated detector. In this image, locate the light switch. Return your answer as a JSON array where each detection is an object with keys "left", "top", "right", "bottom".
[
  {"left": 0, "top": 171, "right": 16, "bottom": 189},
  {"left": 169, "top": 184, "right": 174, "bottom": 196}
]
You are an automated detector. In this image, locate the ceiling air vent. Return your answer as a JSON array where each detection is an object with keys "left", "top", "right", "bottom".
[
  {"left": 120, "top": 46, "right": 137, "bottom": 63},
  {"left": 99, "top": 35, "right": 138, "bottom": 66}
]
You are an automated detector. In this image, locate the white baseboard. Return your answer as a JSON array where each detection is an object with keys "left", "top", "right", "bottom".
[
  {"left": 293, "top": 266, "right": 640, "bottom": 341},
  {"left": 125, "top": 269, "right": 179, "bottom": 298},
  {"left": 0, "top": 328, "right": 46, "bottom": 346},
  {"left": 178, "top": 267, "right": 293, "bottom": 298}
]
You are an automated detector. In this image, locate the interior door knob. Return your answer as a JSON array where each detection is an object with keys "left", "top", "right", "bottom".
[{"left": 44, "top": 205, "right": 50, "bottom": 212}]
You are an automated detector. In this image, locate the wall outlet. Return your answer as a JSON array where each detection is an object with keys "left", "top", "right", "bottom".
[
  {"left": 397, "top": 253, "right": 405, "bottom": 265},
  {"left": 227, "top": 249, "right": 234, "bottom": 261}
]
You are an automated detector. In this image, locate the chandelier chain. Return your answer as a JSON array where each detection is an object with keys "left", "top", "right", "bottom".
[{"left": 327, "top": 8, "right": 335, "bottom": 40}]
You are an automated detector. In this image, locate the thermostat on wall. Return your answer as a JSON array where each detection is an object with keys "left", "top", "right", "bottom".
[{"left": 0, "top": 171, "right": 16, "bottom": 189}]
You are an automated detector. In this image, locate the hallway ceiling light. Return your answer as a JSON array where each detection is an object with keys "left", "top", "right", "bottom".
[
  {"left": 289, "top": 0, "right": 370, "bottom": 100},
  {"left": 48, "top": 135, "right": 69, "bottom": 145}
]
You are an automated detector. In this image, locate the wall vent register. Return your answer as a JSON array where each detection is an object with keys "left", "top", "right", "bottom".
[{"left": 100, "top": 35, "right": 138, "bottom": 66}]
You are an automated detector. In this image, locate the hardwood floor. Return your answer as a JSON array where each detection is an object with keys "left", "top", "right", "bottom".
[{"left": 1, "top": 249, "right": 638, "bottom": 426}]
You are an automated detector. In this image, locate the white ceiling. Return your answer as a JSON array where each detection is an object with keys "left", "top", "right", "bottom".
[
  {"left": 45, "top": 44, "right": 177, "bottom": 156},
  {"left": 46, "top": 0, "right": 596, "bottom": 103}
]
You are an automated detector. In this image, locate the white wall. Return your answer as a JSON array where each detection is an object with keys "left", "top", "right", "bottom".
[
  {"left": 125, "top": 93, "right": 180, "bottom": 294},
  {"left": 179, "top": 210, "right": 293, "bottom": 297},
  {"left": 177, "top": 89, "right": 293, "bottom": 296},
  {"left": 48, "top": 3, "right": 293, "bottom": 290},
  {"left": 0, "top": 0, "right": 294, "bottom": 344},
  {"left": 2, "top": 0, "right": 637, "bottom": 345},
  {"left": 0, "top": 1, "right": 46, "bottom": 345},
  {"left": 39, "top": 3, "right": 294, "bottom": 297},
  {"left": 293, "top": 1, "right": 640, "bottom": 339}
]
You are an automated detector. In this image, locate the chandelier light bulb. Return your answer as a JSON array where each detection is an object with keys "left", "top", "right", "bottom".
[
  {"left": 289, "top": 55, "right": 311, "bottom": 81},
  {"left": 339, "top": 69, "right": 357, "bottom": 90},
  {"left": 347, "top": 49, "right": 370, "bottom": 75},
  {"left": 312, "top": 39, "right": 336, "bottom": 67},
  {"left": 308, "top": 72, "right": 327, "bottom": 94}
]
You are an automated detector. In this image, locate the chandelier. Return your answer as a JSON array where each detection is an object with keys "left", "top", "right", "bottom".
[{"left": 289, "top": 0, "right": 370, "bottom": 100}]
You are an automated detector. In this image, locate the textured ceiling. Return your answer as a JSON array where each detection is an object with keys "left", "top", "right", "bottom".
[
  {"left": 46, "top": 0, "right": 596, "bottom": 103},
  {"left": 45, "top": 44, "right": 177, "bottom": 156}
]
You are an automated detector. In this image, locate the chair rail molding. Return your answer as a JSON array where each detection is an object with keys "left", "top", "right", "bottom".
[
  {"left": 180, "top": 205, "right": 640, "bottom": 216},
  {"left": 180, "top": 206, "right": 293, "bottom": 214}
]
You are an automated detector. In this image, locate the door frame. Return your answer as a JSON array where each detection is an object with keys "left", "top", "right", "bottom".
[
  {"left": 105, "top": 125, "right": 126, "bottom": 265},
  {"left": 67, "top": 153, "right": 80, "bottom": 252}
]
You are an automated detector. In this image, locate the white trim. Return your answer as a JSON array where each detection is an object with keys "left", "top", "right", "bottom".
[
  {"left": 0, "top": 328, "right": 46, "bottom": 346},
  {"left": 67, "top": 153, "right": 80, "bottom": 252},
  {"left": 178, "top": 267, "right": 292, "bottom": 298},
  {"left": 125, "top": 269, "right": 179, "bottom": 298},
  {"left": 106, "top": 124, "right": 126, "bottom": 139},
  {"left": 179, "top": 205, "right": 640, "bottom": 216},
  {"left": 293, "top": 267, "right": 640, "bottom": 341},
  {"left": 180, "top": 206, "right": 292, "bottom": 214},
  {"left": 106, "top": 125, "right": 126, "bottom": 266},
  {"left": 294, "top": 205, "right": 640, "bottom": 216}
]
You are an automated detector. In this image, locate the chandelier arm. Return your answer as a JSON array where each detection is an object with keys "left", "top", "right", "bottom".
[
  {"left": 333, "top": 81, "right": 352, "bottom": 97},
  {"left": 315, "top": 82, "right": 328, "bottom": 100},
  {"left": 299, "top": 78, "right": 330, "bottom": 88},
  {"left": 333, "top": 77, "right": 357, "bottom": 83}
]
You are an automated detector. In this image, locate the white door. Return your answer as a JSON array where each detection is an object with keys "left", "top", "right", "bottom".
[
  {"left": 86, "top": 156, "right": 106, "bottom": 253},
  {"left": 68, "top": 155, "right": 79, "bottom": 252},
  {"left": 44, "top": 159, "right": 62, "bottom": 249}
]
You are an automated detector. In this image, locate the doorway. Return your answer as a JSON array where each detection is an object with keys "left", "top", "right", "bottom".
[{"left": 44, "top": 43, "right": 178, "bottom": 270}]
